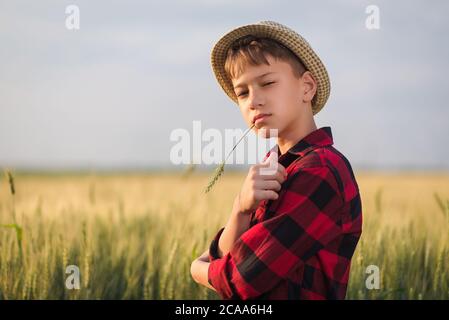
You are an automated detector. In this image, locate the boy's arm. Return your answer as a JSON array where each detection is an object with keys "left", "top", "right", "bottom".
[
  {"left": 215, "top": 155, "right": 287, "bottom": 258},
  {"left": 207, "top": 165, "right": 352, "bottom": 300},
  {"left": 190, "top": 195, "right": 251, "bottom": 292},
  {"left": 192, "top": 154, "right": 286, "bottom": 292},
  {"left": 190, "top": 195, "right": 250, "bottom": 291},
  {"left": 215, "top": 193, "right": 252, "bottom": 258},
  {"left": 190, "top": 249, "right": 216, "bottom": 292}
]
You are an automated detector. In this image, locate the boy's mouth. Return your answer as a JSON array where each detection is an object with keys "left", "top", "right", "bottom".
[{"left": 252, "top": 113, "right": 272, "bottom": 124}]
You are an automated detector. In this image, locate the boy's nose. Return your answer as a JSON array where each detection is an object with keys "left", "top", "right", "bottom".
[{"left": 248, "top": 93, "right": 265, "bottom": 110}]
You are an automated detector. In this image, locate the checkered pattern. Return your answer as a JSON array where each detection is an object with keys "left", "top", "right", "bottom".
[{"left": 208, "top": 127, "right": 363, "bottom": 300}]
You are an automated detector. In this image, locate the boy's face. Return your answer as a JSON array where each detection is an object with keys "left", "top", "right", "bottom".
[{"left": 231, "top": 54, "right": 315, "bottom": 139}]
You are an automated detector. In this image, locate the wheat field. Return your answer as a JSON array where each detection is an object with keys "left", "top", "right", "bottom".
[{"left": 0, "top": 170, "right": 448, "bottom": 300}]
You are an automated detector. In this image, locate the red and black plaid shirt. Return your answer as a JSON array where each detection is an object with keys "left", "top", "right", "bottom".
[{"left": 208, "top": 126, "right": 363, "bottom": 300}]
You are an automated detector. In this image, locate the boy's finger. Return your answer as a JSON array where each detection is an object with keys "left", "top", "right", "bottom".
[
  {"left": 260, "top": 153, "right": 287, "bottom": 177},
  {"left": 274, "top": 171, "right": 286, "bottom": 184},
  {"left": 258, "top": 180, "right": 281, "bottom": 192},
  {"left": 260, "top": 190, "right": 279, "bottom": 201},
  {"left": 259, "top": 151, "right": 277, "bottom": 167},
  {"left": 276, "top": 163, "right": 287, "bottom": 176},
  {"left": 260, "top": 152, "right": 281, "bottom": 176},
  {"left": 258, "top": 160, "right": 271, "bottom": 168},
  {"left": 259, "top": 170, "right": 285, "bottom": 184}
]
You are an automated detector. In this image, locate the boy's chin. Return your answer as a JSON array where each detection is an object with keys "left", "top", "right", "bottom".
[{"left": 255, "top": 126, "right": 279, "bottom": 139}]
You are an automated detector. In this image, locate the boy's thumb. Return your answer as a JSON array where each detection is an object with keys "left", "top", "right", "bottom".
[{"left": 262, "top": 151, "right": 276, "bottom": 165}]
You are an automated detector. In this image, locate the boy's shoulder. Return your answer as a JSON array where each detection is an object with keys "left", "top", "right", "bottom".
[
  {"left": 289, "top": 144, "right": 360, "bottom": 201},
  {"left": 291, "top": 143, "right": 348, "bottom": 170}
]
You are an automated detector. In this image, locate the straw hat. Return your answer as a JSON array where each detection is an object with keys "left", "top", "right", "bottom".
[{"left": 211, "top": 20, "right": 330, "bottom": 115}]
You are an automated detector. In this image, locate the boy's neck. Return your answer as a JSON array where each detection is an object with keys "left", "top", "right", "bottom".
[{"left": 277, "top": 116, "right": 317, "bottom": 156}]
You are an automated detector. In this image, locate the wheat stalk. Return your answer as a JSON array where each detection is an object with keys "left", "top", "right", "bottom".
[
  {"left": 1, "top": 170, "right": 24, "bottom": 258},
  {"left": 204, "top": 123, "right": 255, "bottom": 194},
  {"left": 5, "top": 170, "right": 15, "bottom": 195}
]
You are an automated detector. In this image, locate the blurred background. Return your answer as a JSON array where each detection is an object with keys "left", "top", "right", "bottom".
[
  {"left": 0, "top": 1, "right": 448, "bottom": 301},
  {"left": 1, "top": 0, "right": 448, "bottom": 172}
]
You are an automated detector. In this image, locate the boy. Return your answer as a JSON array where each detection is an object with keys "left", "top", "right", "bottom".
[{"left": 190, "top": 21, "right": 362, "bottom": 300}]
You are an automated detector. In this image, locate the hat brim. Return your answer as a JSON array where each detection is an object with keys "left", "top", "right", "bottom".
[{"left": 211, "top": 21, "right": 330, "bottom": 115}]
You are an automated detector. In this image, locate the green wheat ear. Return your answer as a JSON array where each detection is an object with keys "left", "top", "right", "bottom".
[
  {"left": 204, "top": 123, "right": 255, "bottom": 194},
  {"left": 204, "top": 162, "right": 225, "bottom": 194},
  {"left": 5, "top": 170, "right": 15, "bottom": 195}
]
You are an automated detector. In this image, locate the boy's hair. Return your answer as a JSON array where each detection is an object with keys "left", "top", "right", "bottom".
[{"left": 224, "top": 35, "right": 308, "bottom": 84}]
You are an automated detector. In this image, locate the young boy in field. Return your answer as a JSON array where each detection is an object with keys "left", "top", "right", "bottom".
[{"left": 190, "top": 21, "right": 362, "bottom": 300}]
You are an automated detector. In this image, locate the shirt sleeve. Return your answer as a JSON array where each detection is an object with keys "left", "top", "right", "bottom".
[
  {"left": 207, "top": 165, "right": 344, "bottom": 300},
  {"left": 208, "top": 227, "right": 225, "bottom": 262}
]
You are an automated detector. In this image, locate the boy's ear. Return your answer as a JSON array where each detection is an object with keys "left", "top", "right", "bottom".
[{"left": 300, "top": 71, "right": 317, "bottom": 103}]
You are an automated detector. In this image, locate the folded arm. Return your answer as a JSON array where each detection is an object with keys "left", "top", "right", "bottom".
[
  {"left": 207, "top": 166, "right": 344, "bottom": 300},
  {"left": 190, "top": 249, "right": 216, "bottom": 292},
  {"left": 190, "top": 194, "right": 251, "bottom": 291},
  {"left": 216, "top": 194, "right": 252, "bottom": 257}
]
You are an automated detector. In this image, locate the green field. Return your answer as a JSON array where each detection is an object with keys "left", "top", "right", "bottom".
[{"left": 0, "top": 171, "right": 448, "bottom": 299}]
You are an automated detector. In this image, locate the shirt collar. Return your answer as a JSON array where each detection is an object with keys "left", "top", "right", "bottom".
[{"left": 267, "top": 126, "right": 334, "bottom": 160}]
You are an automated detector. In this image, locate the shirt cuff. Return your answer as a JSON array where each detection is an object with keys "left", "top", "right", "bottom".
[
  {"left": 208, "top": 254, "right": 237, "bottom": 300},
  {"left": 208, "top": 227, "right": 225, "bottom": 262}
]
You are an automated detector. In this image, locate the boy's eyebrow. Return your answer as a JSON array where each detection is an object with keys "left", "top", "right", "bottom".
[{"left": 233, "top": 72, "right": 276, "bottom": 90}]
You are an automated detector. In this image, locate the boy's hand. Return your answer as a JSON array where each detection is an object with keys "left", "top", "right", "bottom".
[{"left": 238, "top": 152, "right": 287, "bottom": 214}]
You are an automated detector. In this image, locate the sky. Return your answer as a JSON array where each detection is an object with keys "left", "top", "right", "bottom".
[{"left": 1, "top": 0, "right": 448, "bottom": 171}]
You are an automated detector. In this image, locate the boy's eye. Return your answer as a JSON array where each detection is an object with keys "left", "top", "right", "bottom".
[{"left": 236, "top": 82, "right": 275, "bottom": 97}]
